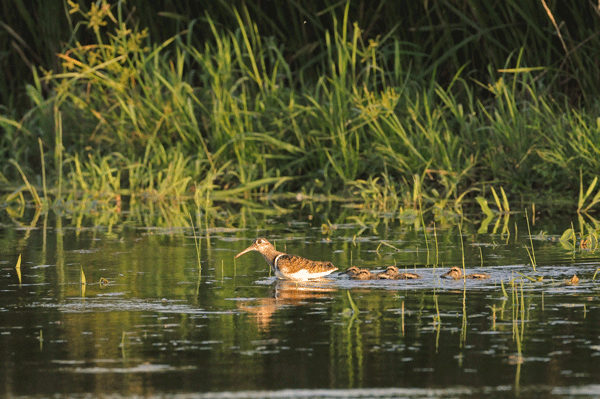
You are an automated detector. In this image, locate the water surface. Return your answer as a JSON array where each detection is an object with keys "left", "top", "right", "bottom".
[{"left": 1, "top": 211, "right": 600, "bottom": 398}]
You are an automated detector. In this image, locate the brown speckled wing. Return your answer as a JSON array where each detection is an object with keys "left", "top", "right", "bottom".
[
  {"left": 396, "top": 273, "right": 421, "bottom": 280},
  {"left": 466, "top": 273, "right": 490, "bottom": 279},
  {"left": 276, "top": 254, "right": 337, "bottom": 275},
  {"left": 441, "top": 269, "right": 461, "bottom": 278},
  {"left": 377, "top": 271, "right": 397, "bottom": 279},
  {"left": 353, "top": 271, "right": 375, "bottom": 280}
]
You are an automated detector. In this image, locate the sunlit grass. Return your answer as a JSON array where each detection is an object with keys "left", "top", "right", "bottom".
[
  {"left": 189, "top": 212, "right": 201, "bottom": 274},
  {"left": 3, "top": 1, "right": 600, "bottom": 220},
  {"left": 8, "top": 159, "right": 43, "bottom": 209},
  {"left": 578, "top": 172, "right": 600, "bottom": 213},
  {"left": 524, "top": 210, "right": 537, "bottom": 271},
  {"left": 15, "top": 254, "right": 22, "bottom": 285},
  {"left": 560, "top": 218, "right": 600, "bottom": 251}
]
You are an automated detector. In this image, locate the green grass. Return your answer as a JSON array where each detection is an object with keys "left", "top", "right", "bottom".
[{"left": 2, "top": 1, "right": 600, "bottom": 219}]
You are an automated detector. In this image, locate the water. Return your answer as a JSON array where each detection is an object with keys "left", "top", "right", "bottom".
[{"left": 1, "top": 210, "right": 600, "bottom": 398}]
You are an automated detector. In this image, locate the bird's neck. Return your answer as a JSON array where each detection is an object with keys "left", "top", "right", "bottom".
[{"left": 260, "top": 249, "right": 285, "bottom": 269}]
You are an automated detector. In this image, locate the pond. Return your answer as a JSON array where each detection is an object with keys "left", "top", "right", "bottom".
[{"left": 1, "top": 207, "right": 600, "bottom": 398}]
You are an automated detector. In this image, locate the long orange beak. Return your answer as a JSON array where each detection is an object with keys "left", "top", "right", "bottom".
[{"left": 235, "top": 244, "right": 256, "bottom": 258}]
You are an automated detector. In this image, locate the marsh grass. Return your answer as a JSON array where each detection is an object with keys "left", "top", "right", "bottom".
[
  {"left": 578, "top": 172, "right": 600, "bottom": 213},
  {"left": 516, "top": 272, "right": 539, "bottom": 283},
  {"left": 346, "top": 291, "right": 360, "bottom": 315},
  {"left": 3, "top": 1, "right": 600, "bottom": 219},
  {"left": 524, "top": 210, "right": 537, "bottom": 271},
  {"left": 500, "top": 279, "right": 509, "bottom": 300},
  {"left": 188, "top": 212, "right": 201, "bottom": 273},
  {"left": 560, "top": 216, "right": 600, "bottom": 251},
  {"left": 510, "top": 277, "right": 525, "bottom": 389},
  {"left": 432, "top": 292, "right": 441, "bottom": 351},
  {"left": 80, "top": 266, "right": 86, "bottom": 285},
  {"left": 9, "top": 159, "right": 42, "bottom": 209},
  {"left": 15, "top": 254, "right": 22, "bottom": 286}
]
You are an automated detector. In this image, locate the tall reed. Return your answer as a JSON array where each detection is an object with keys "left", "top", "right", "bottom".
[{"left": 3, "top": 1, "right": 600, "bottom": 216}]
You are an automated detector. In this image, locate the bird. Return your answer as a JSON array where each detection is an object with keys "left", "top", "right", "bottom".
[
  {"left": 376, "top": 266, "right": 400, "bottom": 279},
  {"left": 441, "top": 267, "right": 462, "bottom": 279},
  {"left": 376, "top": 266, "right": 421, "bottom": 280},
  {"left": 352, "top": 269, "right": 376, "bottom": 280},
  {"left": 396, "top": 272, "right": 422, "bottom": 280},
  {"left": 441, "top": 266, "right": 490, "bottom": 279},
  {"left": 342, "top": 266, "right": 376, "bottom": 280},
  {"left": 342, "top": 266, "right": 361, "bottom": 277},
  {"left": 565, "top": 275, "right": 579, "bottom": 285},
  {"left": 235, "top": 238, "right": 337, "bottom": 280},
  {"left": 343, "top": 266, "right": 367, "bottom": 277}
]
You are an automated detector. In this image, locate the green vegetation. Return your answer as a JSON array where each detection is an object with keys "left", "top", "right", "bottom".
[{"left": 2, "top": 1, "right": 600, "bottom": 220}]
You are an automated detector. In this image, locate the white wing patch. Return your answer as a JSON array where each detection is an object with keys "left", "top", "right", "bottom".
[{"left": 282, "top": 269, "right": 334, "bottom": 280}]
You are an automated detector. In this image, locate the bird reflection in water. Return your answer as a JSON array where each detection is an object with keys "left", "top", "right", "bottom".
[{"left": 237, "top": 279, "right": 336, "bottom": 331}]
